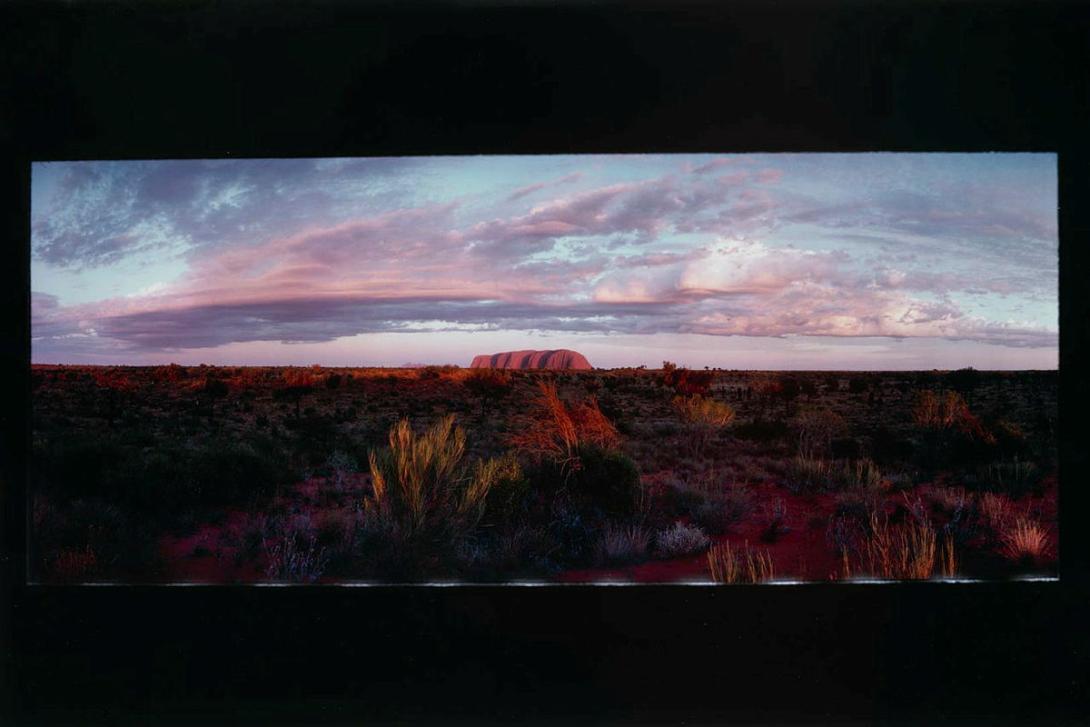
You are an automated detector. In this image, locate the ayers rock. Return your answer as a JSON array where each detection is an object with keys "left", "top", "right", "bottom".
[{"left": 469, "top": 349, "right": 593, "bottom": 370}]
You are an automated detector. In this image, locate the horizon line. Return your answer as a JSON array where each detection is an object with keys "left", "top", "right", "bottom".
[{"left": 28, "top": 362, "right": 1060, "bottom": 373}]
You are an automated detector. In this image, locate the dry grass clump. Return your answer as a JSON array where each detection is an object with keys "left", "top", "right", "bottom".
[
  {"left": 999, "top": 516, "right": 1050, "bottom": 564},
  {"left": 367, "top": 415, "right": 520, "bottom": 541},
  {"left": 939, "top": 533, "right": 958, "bottom": 578},
  {"left": 850, "top": 458, "right": 885, "bottom": 491},
  {"left": 672, "top": 394, "right": 735, "bottom": 456},
  {"left": 263, "top": 522, "right": 329, "bottom": 583},
  {"left": 508, "top": 381, "right": 620, "bottom": 475},
  {"left": 707, "top": 541, "right": 775, "bottom": 584},
  {"left": 597, "top": 524, "right": 652, "bottom": 565},
  {"left": 859, "top": 513, "right": 938, "bottom": 580},
  {"left": 673, "top": 394, "right": 736, "bottom": 427},
  {"left": 53, "top": 545, "right": 98, "bottom": 580},
  {"left": 786, "top": 455, "right": 833, "bottom": 492},
  {"left": 786, "top": 456, "right": 884, "bottom": 494},
  {"left": 656, "top": 521, "right": 711, "bottom": 557},
  {"left": 979, "top": 492, "right": 1011, "bottom": 531}
]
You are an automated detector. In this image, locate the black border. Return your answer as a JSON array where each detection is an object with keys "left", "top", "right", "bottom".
[{"left": 3, "top": 1, "right": 1089, "bottom": 723}]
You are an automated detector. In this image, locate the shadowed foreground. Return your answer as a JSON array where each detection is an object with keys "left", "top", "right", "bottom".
[{"left": 30, "top": 364, "right": 1058, "bottom": 583}]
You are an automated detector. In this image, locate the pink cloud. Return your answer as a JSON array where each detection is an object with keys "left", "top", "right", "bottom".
[
  {"left": 506, "top": 172, "right": 584, "bottom": 202},
  {"left": 692, "top": 157, "right": 742, "bottom": 174}
]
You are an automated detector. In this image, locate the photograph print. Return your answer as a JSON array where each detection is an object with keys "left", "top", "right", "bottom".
[{"left": 30, "top": 152, "right": 1058, "bottom": 584}]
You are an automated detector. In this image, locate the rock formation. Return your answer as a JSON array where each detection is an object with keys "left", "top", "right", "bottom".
[{"left": 469, "top": 349, "right": 592, "bottom": 370}]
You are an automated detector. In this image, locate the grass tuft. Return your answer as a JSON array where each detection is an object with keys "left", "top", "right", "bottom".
[
  {"left": 707, "top": 540, "right": 775, "bottom": 584},
  {"left": 656, "top": 521, "right": 711, "bottom": 557},
  {"left": 999, "top": 516, "right": 1050, "bottom": 564}
]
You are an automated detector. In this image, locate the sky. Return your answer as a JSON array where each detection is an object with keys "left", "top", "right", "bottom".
[{"left": 30, "top": 154, "right": 1058, "bottom": 370}]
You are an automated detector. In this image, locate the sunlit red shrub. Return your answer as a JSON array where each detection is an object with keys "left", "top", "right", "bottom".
[
  {"left": 463, "top": 367, "right": 513, "bottom": 409},
  {"left": 508, "top": 381, "right": 620, "bottom": 473},
  {"left": 913, "top": 389, "right": 996, "bottom": 444},
  {"left": 661, "top": 362, "right": 715, "bottom": 396}
]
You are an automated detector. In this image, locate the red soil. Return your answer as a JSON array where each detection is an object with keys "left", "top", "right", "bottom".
[
  {"left": 560, "top": 483, "right": 845, "bottom": 584},
  {"left": 158, "top": 509, "right": 263, "bottom": 583},
  {"left": 560, "top": 476, "right": 1060, "bottom": 584},
  {"left": 153, "top": 475, "right": 1059, "bottom": 584}
]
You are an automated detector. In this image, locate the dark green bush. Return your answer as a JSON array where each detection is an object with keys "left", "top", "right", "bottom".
[
  {"left": 733, "top": 417, "right": 790, "bottom": 444},
  {"left": 566, "top": 445, "right": 641, "bottom": 518},
  {"left": 544, "top": 497, "right": 597, "bottom": 567},
  {"left": 658, "top": 483, "right": 707, "bottom": 522},
  {"left": 692, "top": 486, "right": 755, "bottom": 535},
  {"left": 479, "top": 465, "right": 532, "bottom": 530}
]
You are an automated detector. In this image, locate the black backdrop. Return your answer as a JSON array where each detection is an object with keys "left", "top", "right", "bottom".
[{"left": 2, "top": 2, "right": 1088, "bottom": 724}]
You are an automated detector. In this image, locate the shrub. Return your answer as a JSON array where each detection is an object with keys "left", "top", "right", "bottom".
[
  {"left": 707, "top": 541, "right": 775, "bottom": 584},
  {"left": 31, "top": 491, "right": 162, "bottom": 581},
  {"left": 988, "top": 418, "right": 1029, "bottom": 458},
  {"left": 544, "top": 497, "right": 597, "bottom": 567},
  {"left": 366, "top": 416, "right": 516, "bottom": 544},
  {"left": 945, "top": 367, "right": 979, "bottom": 399},
  {"left": 913, "top": 390, "right": 997, "bottom": 468},
  {"left": 914, "top": 390, "right": 969, "bottom": 429},
  {"left": 417, "top": 364, "right": 460, "bottom": 380},
  {"left": 793, "top": 408, "right": 848, "bottom": 459},
  {"left": 930, "top": 486, "right": 970, "bottom": 514},
  {"left": 201, "top": 377, "right": 230, "bottom": 398},
  {"left": 691, "top": 484, "right": 754, "bottom": 535},
  {"left": 463, "top": 367, "right": 513, "bottom": 411},
  {"left": 656, "top": 480, "right": 707, "bottom": 521},
  {"left": 977, "top": 458, "right": 1040, "bottom": 497},
  {"left": 34, "top": 433, "right": 127, "bottom": 499},
  {"left": 672, "top": 395, "right": 735, "bottom": 456},
  {"left": 476, "top": 452, "right": 531, "bottom": 528},
  {"left": 509, "top": 381, "right": 621, "bottom": 477},
  {"left": 662, "top": 363, "right": 715, "bottom": 396},
  {"left": 656, "top": 521, "right": 710, "bottom": 557},
  {"left": 925, "top": 487, "right": 980, "bottom": 547},
  {"left": 732, "top": 417, "right": 790, "bottom": 444},
  {"left": 326, "top": 450, "right": 358, "bottom": 492},
  {"left": 825, "top": 510, "right": 863, "bottom": 558},
  {"left": 181, "top": 438, "right": 293, "bottom": 510},
  {"left": 565, "top": 445, "right": 642, "bottom": 518},
  {"left": 597, "top": 524, "right": 652, "bottom": 565},
  {"left": 830, "top": 437, "right": 862, "bottom": 460},
  {"left": 885, "top": 470, "right": 921, "bottom": 490}
]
